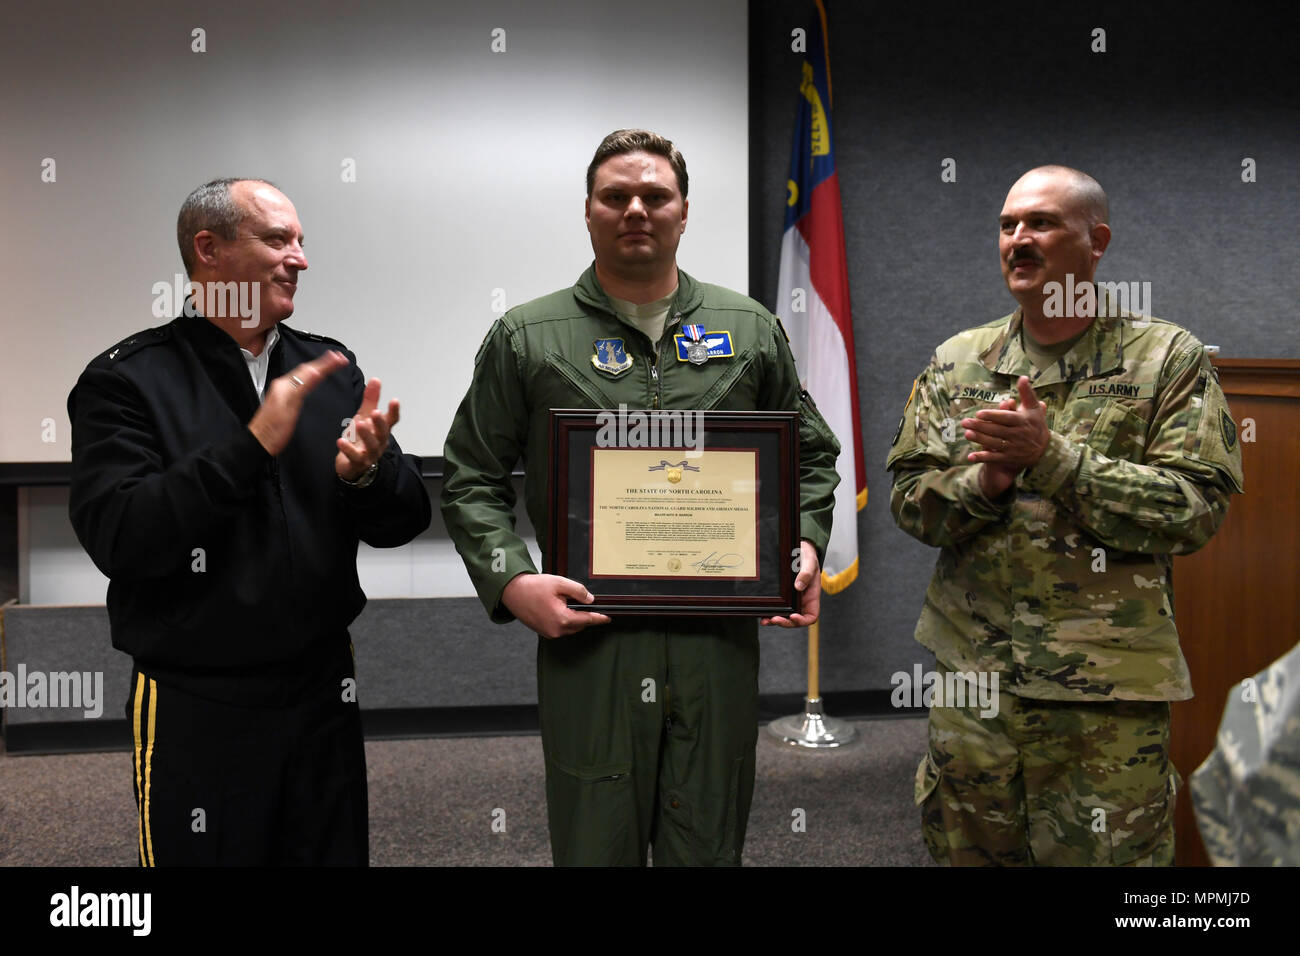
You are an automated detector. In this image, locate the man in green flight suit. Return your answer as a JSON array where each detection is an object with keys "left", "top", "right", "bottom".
[
  {"left": 887, "top": 165, "right": 1244, "bottom": 866},
  {"left": 441, "top": 129, "right": 840, "bottom": 866}
]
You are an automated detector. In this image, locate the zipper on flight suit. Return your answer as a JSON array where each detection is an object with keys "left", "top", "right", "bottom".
[
  {"left": 648, "top": 311, "right": 681, "bottom": 410},
  {"left": 648, "top": 321, "right": 667, "bottom": 410}
]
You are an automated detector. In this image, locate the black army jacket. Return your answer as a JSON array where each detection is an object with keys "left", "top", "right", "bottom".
[{"left": 68, "top": 314, "right": 431, "bottom": 705}]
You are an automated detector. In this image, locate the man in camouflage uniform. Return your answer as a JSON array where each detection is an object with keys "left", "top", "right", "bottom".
[
  {"left": 886, "top": 166, "right": 1244, "bottom": 865},
  {"left": 441, "top": 130, "right": 840, "bottom": 865}
]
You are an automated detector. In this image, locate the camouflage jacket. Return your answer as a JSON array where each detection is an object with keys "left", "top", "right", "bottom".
[{"left": 886, "top": 307, "right": 1244, "bottom": 701}]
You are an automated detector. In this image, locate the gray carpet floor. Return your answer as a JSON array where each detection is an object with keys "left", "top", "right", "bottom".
[{"left": 0, "top": 716, "right": 932, "bottom": 866}]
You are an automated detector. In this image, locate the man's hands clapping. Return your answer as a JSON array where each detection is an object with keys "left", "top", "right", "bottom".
[
  {"left": 962, "top": 375, "right": 1051, "bottom": 498},
  {"left": 336, "top": 377, "right": 400, "bottom": 482},
  {"left": 247, "top": 351, "right": 399, "bottom": 483},
  {"left": 248, "top": 350, "right": 349, "bottom": 456}
]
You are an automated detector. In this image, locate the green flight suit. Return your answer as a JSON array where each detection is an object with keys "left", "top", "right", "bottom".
[
  {"left": 441, "top": 265, "right": 840, "bottom": 865},
  {"left": 887, "top": 305, "right": 1244, "bottom": 865}
]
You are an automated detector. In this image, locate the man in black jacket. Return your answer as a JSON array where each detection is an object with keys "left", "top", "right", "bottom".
[{"left": 68, "top": 178, "right": 431, "bottom": 865}]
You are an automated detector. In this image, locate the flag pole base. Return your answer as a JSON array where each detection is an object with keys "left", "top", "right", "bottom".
[{"left": 766, "top": 697, "right": 857, "bottom": 749}]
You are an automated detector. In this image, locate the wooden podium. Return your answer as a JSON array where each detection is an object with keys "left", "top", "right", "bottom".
[{"left": 1171, "top": 358, "right": 1300, "bottom": 866}]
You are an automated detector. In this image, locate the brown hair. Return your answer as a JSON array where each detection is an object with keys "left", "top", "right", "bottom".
[{"left": 586, "top": 130, "right": 688, "bottom": 199}]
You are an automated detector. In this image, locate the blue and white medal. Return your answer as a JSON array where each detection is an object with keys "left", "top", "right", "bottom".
[{"left": 683, "top": 323, "right": 709, "bottom": 365}]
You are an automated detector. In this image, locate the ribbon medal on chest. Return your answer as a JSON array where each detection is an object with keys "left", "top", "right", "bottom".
[{"left": 682, "top": 324, "right": 710, "bottom": 365}]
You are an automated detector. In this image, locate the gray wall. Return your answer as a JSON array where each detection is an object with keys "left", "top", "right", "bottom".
[
  {"left": 0, "top": 0, "right": 749, "bottom": 463},
  {"left": 749, "top": 1, "right": 1300, "bottom": 692}
]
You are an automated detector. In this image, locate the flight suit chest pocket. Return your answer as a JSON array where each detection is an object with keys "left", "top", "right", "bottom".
[
  {"left": 677, "top": 348, "right": 757, "bottom": 410},
  {"left": 542, "top": 352, "right": 619, "bottom": 408}
]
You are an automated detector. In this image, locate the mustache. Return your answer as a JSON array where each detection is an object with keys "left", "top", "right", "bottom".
[{"left": 1009, "top": 251, "right": 1042, "bottom": 266}]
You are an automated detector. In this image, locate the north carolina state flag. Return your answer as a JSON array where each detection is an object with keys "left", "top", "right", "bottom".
[{"left": 775, "top": 0, "right": 864, "bottom": 593}]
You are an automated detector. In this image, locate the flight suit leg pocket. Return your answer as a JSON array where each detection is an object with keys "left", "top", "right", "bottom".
[
  {"left": 654, "top": 753, "right": 747, "bottom": 867},
  {"left": 544, "top": 756, "right": 637, "bottom": 866}
]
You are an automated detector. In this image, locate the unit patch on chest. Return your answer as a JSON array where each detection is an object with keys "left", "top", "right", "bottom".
[{"left": 592, "top": 338, "right": 634, "bottom": 376}]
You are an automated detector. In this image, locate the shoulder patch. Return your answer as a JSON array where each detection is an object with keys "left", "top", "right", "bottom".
[
  {"left": 98, "top": 326, "right": 171, "bottom": 365},
  {"left": 295, "top": 329, "right": 347, "bottom": 348},
  {"left": 892, "top": 377, "right": 918, "bottom": 446},
  {"left": 1220, "top": 409, "right": 1237, "bottom": 451}
]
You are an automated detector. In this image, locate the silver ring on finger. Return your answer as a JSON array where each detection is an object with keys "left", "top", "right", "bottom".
[{"left": 290, "top": 375, "right": 305, "bottom": 389}]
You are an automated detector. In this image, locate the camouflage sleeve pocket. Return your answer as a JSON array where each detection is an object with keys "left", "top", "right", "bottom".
[{"left": 798, "top": 387, "right": 841, "bottom": 454}]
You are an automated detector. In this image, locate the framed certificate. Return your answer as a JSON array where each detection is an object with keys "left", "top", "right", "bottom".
[{"left": 546, "top": 409, "right": 800, "bottom": 616}]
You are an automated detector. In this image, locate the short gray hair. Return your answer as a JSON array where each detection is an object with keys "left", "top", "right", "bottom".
[
  {"left": 176, "top": 178, "right": 277, "bottom": 276},
  {"left": 1026, "top": 165, "right": 1109, "bottom": 229}
]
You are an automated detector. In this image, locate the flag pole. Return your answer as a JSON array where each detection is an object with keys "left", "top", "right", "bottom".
[
  {"left": 765, "top": 0, "right": 859, "bottom": 749},
  {"left": 809, "top": 619, "right": 818, "bottom": 699},
  {"left": 766, "top": 613, "right": 857, "bottom": 749}
]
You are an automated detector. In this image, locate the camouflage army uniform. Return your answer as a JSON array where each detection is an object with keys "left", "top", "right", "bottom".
[
  {"left": 886, "top": 305, "right": 1244, "bottom": 865},
  {"left": 441, "top": 265, "right": 840, "bottom": 866},
  {"left": 1192, "top": 641, "right": 1300, "bottom": 866}
]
